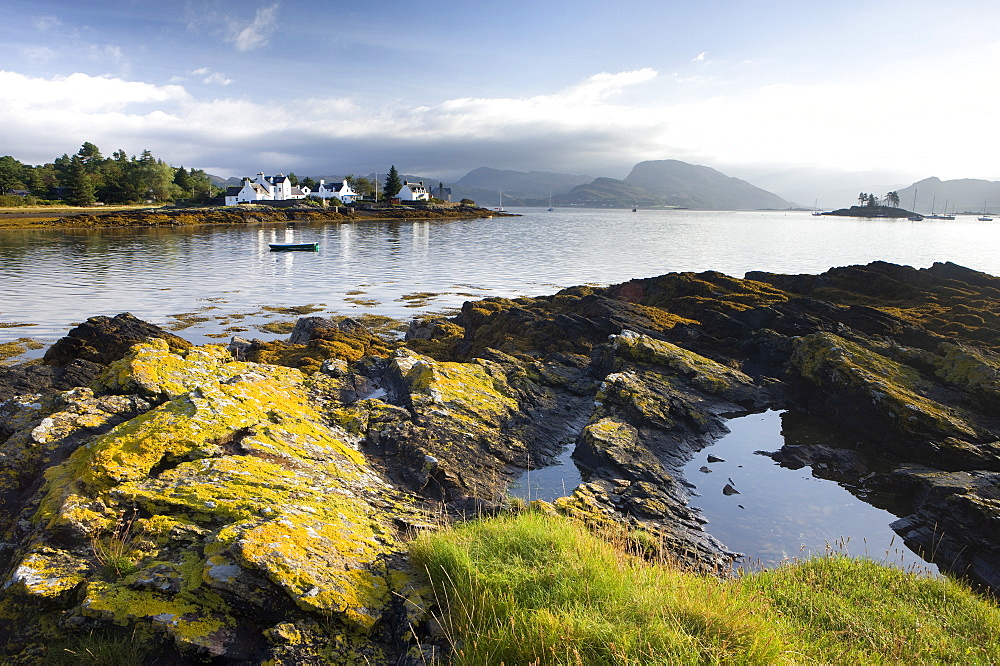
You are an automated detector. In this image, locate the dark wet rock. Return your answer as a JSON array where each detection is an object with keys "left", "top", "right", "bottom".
[
  {"left": 707, "top": 454, "right": 725, "bottom": 463},
  {"left": 42, "top": 312, "right": 191, "bottom": 367},
  {"left": 0, "top": 358, "right": 105, "bottom": 402}
]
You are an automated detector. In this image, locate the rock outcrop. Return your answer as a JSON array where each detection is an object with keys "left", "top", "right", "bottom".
[{"left": 3, "top": 260, "right": 1000, "bottom": 661}]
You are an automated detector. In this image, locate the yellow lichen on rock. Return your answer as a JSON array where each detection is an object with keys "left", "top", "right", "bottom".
[
  {"left": 232, "top": 514, "right": 388, "bottom": 629},
  {"left": 612, "top": 330, "right": 755, "bottom": 399},
  {"left": 792, "top": 332, "right": 981, "bottom": 439},
  {"left": 3, "top": 546, "right": 90, "bottom": 599},
  {"left": 2, "top": 341, "right": 418, "bottom": 659},
  {"left": 96, "top": 339, "right": 251, "bottom": 400},
  {"left": 391, "top": 349, "right": 519, "bottom": 427},
  {"left": 81, "top": 580, "right": 232, "bottom": 655}
]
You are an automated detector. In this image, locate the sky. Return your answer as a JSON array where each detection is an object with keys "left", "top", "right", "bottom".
[{"left": 2, "top": 0, "right": 999, "bottom": 204}]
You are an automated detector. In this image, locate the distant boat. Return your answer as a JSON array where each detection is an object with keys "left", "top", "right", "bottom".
[
  {"left": 979, "top": 200, "right": 993, "bottom": 221},
  {"left": 548, "top": 190, "right": 554, "bottom": 211},
  {"left": 494, "top": 190, "right": 505, "bottom": 212},
  {"left": 907, "top": 189, "right": 924, "bottom": 221},
  {"left": 940, "top": 199, "right": 955, "bottom": 220},
  {"left": 269, "top": 242, "right": 318, "bottom": 251},
  {"left": 811, "top": 199, "right": 823, "bottom": 216}
]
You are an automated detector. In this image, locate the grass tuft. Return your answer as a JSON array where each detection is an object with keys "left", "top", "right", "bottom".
[{"left": 410, "top": 511, "right": 1000, "bottom": 664}]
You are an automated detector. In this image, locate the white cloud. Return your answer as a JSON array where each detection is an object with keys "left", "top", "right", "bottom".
[
  {"left": 202, "top": 72, "right": 233, "bottom": 86},
  {"left": 22, "top": 46, "right": 56, "bottom": 63},
  {"left": 189, "top": 68, "right": 232, "bottom": 85},
  {"left": 1, "top": 58, "right": 999, "bottom": 185},
  {"left": 228, "top": 4, "right": 279, "bottom": 52},
  {"left": 35, "top": 16, "right": 62, "bottom": 32},
  {"left": 692, "top": 51, "right": 706, "bottom": 63},
  {"left": 0, "top": 71, "right": 188, "bottom": 115}
]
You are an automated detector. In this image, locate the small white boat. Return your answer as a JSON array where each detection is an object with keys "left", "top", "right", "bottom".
[{"left": 978, "top": 200, "right": 993, "bottom": 221}]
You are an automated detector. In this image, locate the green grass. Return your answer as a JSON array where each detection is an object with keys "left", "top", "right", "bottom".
[
  {"left": 42, "top": 629, "right": 150, "bottom": 665},
  {"left": 409, "top": 511, "right": 1000, "bottom": 664}
]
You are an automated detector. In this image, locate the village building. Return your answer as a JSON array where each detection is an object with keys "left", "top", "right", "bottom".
[
  {"left": 432, "top": 182, "right": 452, "bottom": 202},
  {"left": 397, "top": 180, "right": 430, "bottom": 201},
  {"left": 224, "top": 172, "right": 309, "bottom": 205},
  {"left": 310, "top": 179, "right": 358, "bottom": 204}
]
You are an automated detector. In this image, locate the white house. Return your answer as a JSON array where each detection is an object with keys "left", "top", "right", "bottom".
[
  {"left": 397, "top": 180, "right": 430, "bottom": 201},
  {"left": 311, "top": 179, "right": 358, "bottom": 204},
  {"left": 224, "top": 172, "right": 308, "bottom": 205}
]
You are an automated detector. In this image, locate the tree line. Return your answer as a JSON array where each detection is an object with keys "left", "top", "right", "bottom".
[
  {"left": 857, "top": 191, "right": 901, "bottom": 208},
  {"left": 0, "top": 142, "right": 217, "bottom": 206}
]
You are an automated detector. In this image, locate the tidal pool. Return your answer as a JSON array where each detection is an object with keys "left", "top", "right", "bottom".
[{"left": 682, "top": 410, "right": 937, "bottom": 573}]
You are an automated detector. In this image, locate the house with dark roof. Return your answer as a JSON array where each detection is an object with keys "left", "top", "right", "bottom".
[
  {"left": 311, "top": 179, "right": 358, "bottom": 204},
  {"left": 397, "top": 180, "right": 430, "bottom": 201},
  {"left": 431, "top": 182, "right": 452, "bottom": 202},
  {"left": 224, "top": 172, "right": 309, "bottom": 205}
]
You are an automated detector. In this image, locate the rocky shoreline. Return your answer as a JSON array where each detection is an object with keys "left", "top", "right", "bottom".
[
  {"left": 2, "top": 260, "right": 1000, "bottom": 662},
  {"left": 0, "top": 203, "right": 507, "bottom": 230}
]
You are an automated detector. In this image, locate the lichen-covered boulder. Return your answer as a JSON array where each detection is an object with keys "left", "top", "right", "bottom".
[
  {"left": 790, "top": 332, "right": 994, "bottom": 467},
  {"left": 610, "top": 330, "right": 761, "bottom": 407},
  {"left": 0, "top": 341, "right": 424, "bottom": 662}
]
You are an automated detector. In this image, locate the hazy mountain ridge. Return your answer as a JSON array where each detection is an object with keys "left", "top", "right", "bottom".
[
  {"left": 210, "top": 164, "right": 1000, "bottom": 214},
  {"left": 453, "top": 160, "right": 794, "bottom": 210},
  {"left": 896, "top": 177, "right": 1000, "bottom": 214},
  {"left": 622, "top": 160, "right": 793, "bottom": 209}
]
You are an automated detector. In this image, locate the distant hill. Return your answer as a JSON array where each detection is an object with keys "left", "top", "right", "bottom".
[
  {"left": 553, "top": 160, "right": 791, "bottom": 209},
  {"left": 557, "top": 178, "right": 663, "bottom": 208},
  {"left": 621, "top": 160, "right": 792, "bottom": 210},
  {"left": 896, "top": 177, "right": 1000, "bottom": 214},
  {"left": 456, "top": 167, "right": 593, "bottom": 198}
]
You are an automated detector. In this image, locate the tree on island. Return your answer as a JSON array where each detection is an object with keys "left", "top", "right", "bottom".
[
  {"left": 858, "top": 191, "right": 899, "bottom": 209},
  {"left": 383, "top": 165, "right": 402, "bottom": 199}
]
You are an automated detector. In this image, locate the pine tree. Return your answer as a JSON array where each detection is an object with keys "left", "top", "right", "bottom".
[
  {"left": 68, "top": 155, "right": 96, "bottom": 206},
  {"left": 383, "top": 165, "right": 402, "bottom": 199}
]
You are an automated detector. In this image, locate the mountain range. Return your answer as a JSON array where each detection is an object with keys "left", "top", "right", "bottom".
[
  {"left": 896, "top": 177, "right": 1000, "bottom": 215},
  {"left": 209, "top": 162, "right": 1000, "bottom": 213}
]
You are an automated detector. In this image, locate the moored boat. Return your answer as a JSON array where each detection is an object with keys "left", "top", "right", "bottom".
[{"left": 269, "top": 242, "right": 319, "bottom": 251}]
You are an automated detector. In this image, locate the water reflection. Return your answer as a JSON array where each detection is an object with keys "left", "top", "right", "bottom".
[
  {"left": 507, "top": 444, "right": 585, "bottom": 503},
  {"left": 683, "top": 410, "right": 937, "bottom": 574},
  {"left": 2, "top": 210, "right": 999, "bottom": 352}
]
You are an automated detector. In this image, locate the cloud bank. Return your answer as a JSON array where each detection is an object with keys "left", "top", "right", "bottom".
[{"left": 1, "top": 57, "right": 998, "bottom": 191}]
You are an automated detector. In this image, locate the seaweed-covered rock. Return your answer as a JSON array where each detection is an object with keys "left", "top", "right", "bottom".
[{"left": 42, "top": 312, "right": 191, "bottom": 367}]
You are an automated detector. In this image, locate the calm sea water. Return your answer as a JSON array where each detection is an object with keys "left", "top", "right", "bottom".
[
  {"left": 1, "top": 207, "right": 993, "bottom": 571},
  {"left": 2, "top": 208, "right": 998, "bottom": 348}
]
